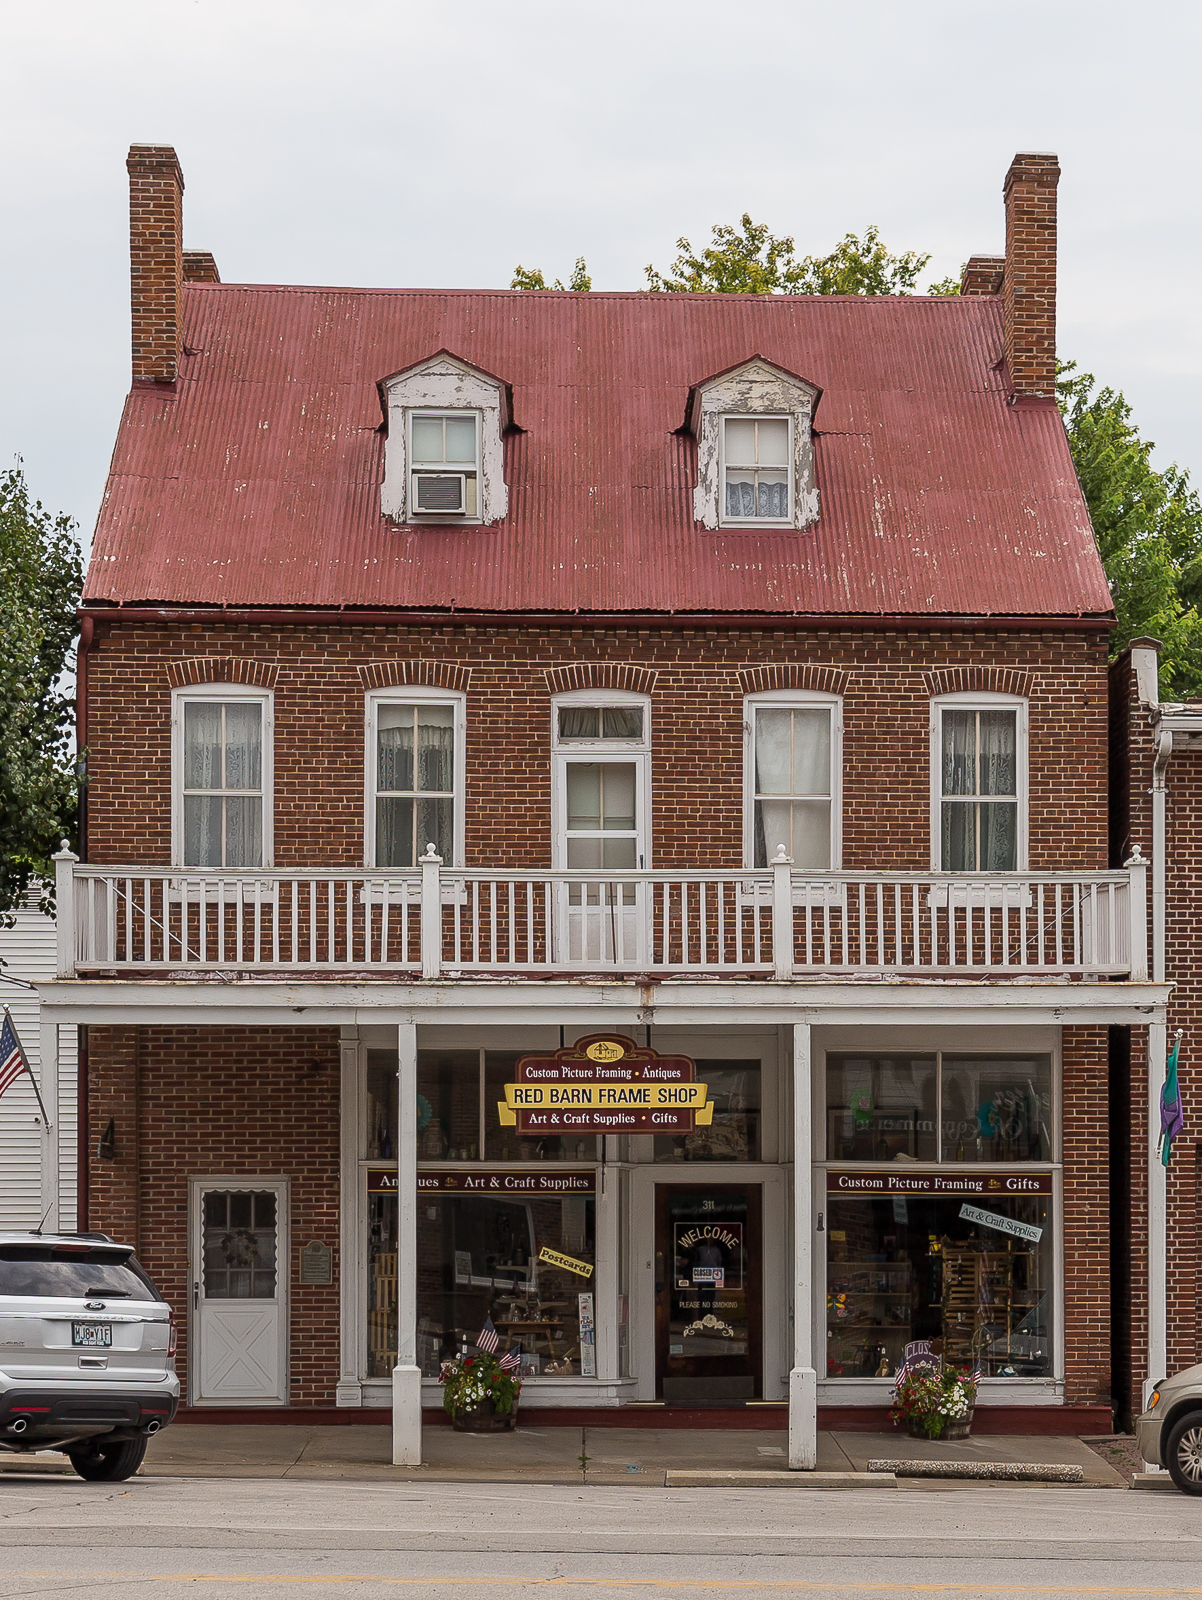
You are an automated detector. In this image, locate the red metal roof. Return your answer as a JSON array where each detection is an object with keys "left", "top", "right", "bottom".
[{"left": 85, "top": 286, "right": 1113, "bottom": 619}]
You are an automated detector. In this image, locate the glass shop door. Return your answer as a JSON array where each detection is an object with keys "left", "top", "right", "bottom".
[{"left": 654, "top": 1184, "right": 762, "bottom": 1404}]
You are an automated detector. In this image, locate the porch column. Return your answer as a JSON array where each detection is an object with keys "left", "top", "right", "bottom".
[
  {"left": 37, "top": 1020, "right": 59, "bottom": 1234},
  {"left": 392, "top": 1020, "right": 422, "bottom": 1465},
  {"left": 788, "top": 1020, "right": 816, "bottom": 1469}
]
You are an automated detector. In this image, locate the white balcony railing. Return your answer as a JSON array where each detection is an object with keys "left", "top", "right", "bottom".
[{"left": 53, "top": 847, "right": 1149, "bottom": 983}]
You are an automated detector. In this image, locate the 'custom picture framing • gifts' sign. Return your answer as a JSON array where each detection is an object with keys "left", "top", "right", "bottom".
[{"left": 497, "top": 1034, "right": 714, "bottom": 1136}]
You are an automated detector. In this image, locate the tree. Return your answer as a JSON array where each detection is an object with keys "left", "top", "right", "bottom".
[
  {"left": 1057, "top": 365, "right": 1202, "bottom": 699},
  {"left": 0, "top": 465, "right": 83, "bottom": 919},
  {"left": 644, "top": 218, "right": 933, "bottom": 296},
  {"left": 510, "top": 258, "right": 592, "bottom": 292}
]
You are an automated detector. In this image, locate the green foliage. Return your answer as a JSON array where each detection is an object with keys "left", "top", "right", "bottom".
[
  {"left": 511, "top": 258, "right": 592, "bottom": 292},
  {"left": 0, "top": 465, "right": 83, "bottom": 919},
  {"left": 439, "top": 1351, "right": 522, "bottom": 1417},
  {"left": 1058, "top": 364, "right": 1202, "bottom": 699},
  {"left": 927, "top": 271, "right": 963, "bottom": 296},
  {"left": 644, "top": 217, "right": 931, "bottom": 297}
]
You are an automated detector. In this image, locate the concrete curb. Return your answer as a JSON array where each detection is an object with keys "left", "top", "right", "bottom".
[
  {"left": 665, "top": 1470, "right": 894, "bottom": 1488},
  {"left": 868, "top": 1459, "right": 1084, "bottom": 1482},
  {"left": 1131, "top": 1472, "right": 1180, "bottom": 1491}
]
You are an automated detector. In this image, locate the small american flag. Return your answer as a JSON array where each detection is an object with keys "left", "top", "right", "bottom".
[
  {"left": 0, "top": 1010, "right": 29, "bottom": 1100},
  {"left": 475, "top": 1317, "right": 500, "bottom": 1354},
  {"left": 498, "top": 1347, "right": 521, "bottom": 1372}
]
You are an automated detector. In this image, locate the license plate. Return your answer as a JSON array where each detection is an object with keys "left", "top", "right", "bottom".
[{"left": 72, "top": 1323, "right": 112, "bottom": 1348}]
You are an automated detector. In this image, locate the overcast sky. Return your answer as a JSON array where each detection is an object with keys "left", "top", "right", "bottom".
[{"left": 3, "top": 0, "right": 1200, "bottom": 548}]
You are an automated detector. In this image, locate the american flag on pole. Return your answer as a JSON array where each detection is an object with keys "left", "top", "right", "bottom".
[
  {"left": 0, "top": 1009, "right": 50, "bottom": 1125},
  {"left": 475, "top": 1316, "right": 500, "bottom": 1354},
  {"left": 498, "top": 1347, "right": 521, "bottom": 1373}
]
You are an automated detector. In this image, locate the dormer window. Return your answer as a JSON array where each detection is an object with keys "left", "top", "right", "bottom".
[
  {"left": 410, "top": 411, "right": 479, "bottom": 517},
  {"left": 723, "top": 416, "right": 791, "bottom": 522},
  {"left": 379, "top": 352, "right": 511, "bottom": 524},
  {"left": 686, "top": 357, "right": 821, "bottom": 532}
]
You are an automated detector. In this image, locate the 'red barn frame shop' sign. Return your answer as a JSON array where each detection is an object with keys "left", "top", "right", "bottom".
[{"left": 496, "top": 1033, "right": 713, "bottom": 1136}]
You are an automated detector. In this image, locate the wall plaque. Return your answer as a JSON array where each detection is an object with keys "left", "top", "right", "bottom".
[{"left": 299, "top": 1240, "right": 333, "bottom": 1284}]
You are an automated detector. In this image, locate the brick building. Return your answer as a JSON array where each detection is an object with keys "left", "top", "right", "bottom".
[
  {"left": 1110, "top": 642, "right": 1201, "bottom": 1428},
  {"left": 38, "top": 146, "right": 1168, "bottom": 1464}
]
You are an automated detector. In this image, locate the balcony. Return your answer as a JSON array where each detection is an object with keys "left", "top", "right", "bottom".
[{"left": 54, "top": 848, "right": 1148, "bottom": 983}]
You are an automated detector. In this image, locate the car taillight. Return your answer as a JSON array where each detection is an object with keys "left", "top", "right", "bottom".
[{"left": 167, "top": 1313, "right": 178, "bottom": 1356}]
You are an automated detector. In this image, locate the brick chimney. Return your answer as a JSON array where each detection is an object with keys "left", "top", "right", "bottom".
[
  {"left": 127, "top": 144, "right": 184, "bottom": 384},
  {"left": 183, "top": 250, "right": 221, "bottom": 284},
  {"left": 1002, "top": 152, "right": 1060, "bottom": 400},
  {"left": 960, "top": 255, "right": 1004, "bottom": 296}
]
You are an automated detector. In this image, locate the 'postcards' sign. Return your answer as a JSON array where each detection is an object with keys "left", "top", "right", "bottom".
[
  {"left": 497, "top": 1035, "right": 713, "bottom": 1135},
  {"left": 826, "top": 1169, "right": 1052, "bottom": 1196}
]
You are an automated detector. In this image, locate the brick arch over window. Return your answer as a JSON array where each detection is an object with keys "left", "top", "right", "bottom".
[
  {"left": 923, "top": 666, "right": 1034, "bottom": 699},
  {"left": 357, "top": 660, "right": 472, "bottom": 693},
  {"left": 543, "top": 664, "right": 659, "bottom": 696},
  {"left": 737, "top": 664, "right": 849, "bottom": 697},
  {"left": 166, "top": 658, "right": 279, "bottom": 689}
]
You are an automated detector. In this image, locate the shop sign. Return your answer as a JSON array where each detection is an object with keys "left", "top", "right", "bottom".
[
  {"left": 367, "top": 1169, "right": 596, "bottom": 1195},
  {"left": 497, "top": 1034, "right": 713, "bottom": 1135},
  {"left": 538, "top": 1246, "right": 594, "bottom": 1278},
  {"left": 826, "top": 1169, "right": 1052, "bottom": 1196},
  {"left": 958, "top": 1203, "right": 1044, "bottom": 1243}
]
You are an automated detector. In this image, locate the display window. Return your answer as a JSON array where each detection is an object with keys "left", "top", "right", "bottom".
[
  {"left": 826, "top": 1053, "right": 1052, "bottom": 1163},
  {"left": 653, "top": 1060, "right": 762, "bottom": 1162},
  {"left": 367, "top": 1171, "right": 597, "bottom": 1380},
  {"left": 824, "top": 1177, "right": 1053, "bottom": 1380}
]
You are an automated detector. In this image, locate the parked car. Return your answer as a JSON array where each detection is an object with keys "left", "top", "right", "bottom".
[
  {"left": 1136, "top": 1365, "right": 1202, "bottom": 1494},
  {"left": 0, "top": 1232, "right": 178, "bottom": 1481}
]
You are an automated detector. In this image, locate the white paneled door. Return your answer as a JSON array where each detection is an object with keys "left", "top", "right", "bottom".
[{"left": 190, "top": 1179, "right": 288, "bottom": 1405}]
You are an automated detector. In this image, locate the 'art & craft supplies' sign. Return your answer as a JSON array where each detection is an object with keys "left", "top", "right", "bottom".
[{"left": 496, "top": 1034, "right": 713, "bottom": 1135}]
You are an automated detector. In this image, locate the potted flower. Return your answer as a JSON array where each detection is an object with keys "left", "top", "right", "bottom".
[
  {"left": 440, "top": 1352, "right": 522, "bottom": 1433},
  {"left": 889, "top": 1363, "right": 977, "bottom": 1440}
]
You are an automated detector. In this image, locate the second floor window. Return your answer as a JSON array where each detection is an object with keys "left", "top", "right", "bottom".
[
  {"left": 370, "top": 697, "right": 461, "bottom": 867},
  {"left": 746, "top": 697, "right": 840, "bottom": 870},
  {"left": 175, "top": 690, "right": 271, "bottom": 868},
  {"left": 935, "top": 701, "right": 1025, "bottom": 871}
]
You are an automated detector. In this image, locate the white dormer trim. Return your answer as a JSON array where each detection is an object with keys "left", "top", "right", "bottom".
[
  {"left": 687, "top": 357, "right": 821, "bottom": 531},
  {"left": 379, "top": 352, "right": 510, "bottom": 524}
]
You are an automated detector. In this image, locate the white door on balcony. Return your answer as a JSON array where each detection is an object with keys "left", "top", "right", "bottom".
[
  {"left": 555, "top": 758, "right": 648, "bottom": 964},
  {"left": 189, "top": 1180, "right": 288, "bottom": 1405}
]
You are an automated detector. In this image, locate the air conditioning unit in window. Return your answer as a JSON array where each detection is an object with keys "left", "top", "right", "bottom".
[{"left": 412, "top": 472, "right": 466, "bottom": 514}]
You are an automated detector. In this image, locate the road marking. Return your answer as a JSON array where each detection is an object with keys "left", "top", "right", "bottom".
[{"left": 5, "top": 1577, "right": 1202, "bottom": 1594}]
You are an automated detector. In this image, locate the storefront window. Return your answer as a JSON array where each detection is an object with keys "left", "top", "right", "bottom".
[
  {"left": 483, "top": 1053, "right": 600, "bottom": 1162},
  {"left": 653, "top": 1061, "right": 761, "bottom": 1162},
  {"left": 366, "top": 1190, "right": 398, "bottom": 1377},
  {"left": 416, "top": 1051, "right": 481, "bottom": 1160},
  {"left": 826, "top": 1053, "right": 1052, "bottom": 1163},
  {"left": 366, "top": 1052, "right": 399, "bottom": 1160},
  {"left": 825, "top": 1182, "right": 1052, "bottom": 1380}
]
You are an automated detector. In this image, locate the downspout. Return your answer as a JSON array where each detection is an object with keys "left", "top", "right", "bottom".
[
  {"left": 1146, "top": 693, "right": 1172, "bottom": 1411},
  {"left": 76, "top": 615, "right": 93, "bottom": 863},
  {"left": 1151, "top": 724, "right": 1172, "bottom": 986}
]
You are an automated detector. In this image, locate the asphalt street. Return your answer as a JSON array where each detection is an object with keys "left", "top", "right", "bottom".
[{"left": 0, "top": 1474, "right": 1201, "bottom": 1599}]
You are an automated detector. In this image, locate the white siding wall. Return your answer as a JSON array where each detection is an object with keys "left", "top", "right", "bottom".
[{"left": 0, "top": 895, "right": 77, "bottom": 1229}]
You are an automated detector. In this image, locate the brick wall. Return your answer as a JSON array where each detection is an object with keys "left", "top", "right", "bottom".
[
  {"left": 1111, "top": 648, "right": 1202, "bottom": 1420},
  {"left": 1063, "top": 1024, "right": 1111, "bottom": 1405},
  {"left": 83, "top": 620, "right": 1111, "bottom": 872},
  {"left": 87, "top": 1025, "right": 341, "bottom": 1407}
]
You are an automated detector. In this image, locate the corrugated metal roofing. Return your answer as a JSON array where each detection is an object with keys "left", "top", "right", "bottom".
[{"left": 85, "top": 287, "right": 1113, "bottom": 618}]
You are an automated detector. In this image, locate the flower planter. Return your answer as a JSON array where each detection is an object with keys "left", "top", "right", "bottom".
[
  {"left": 907, "top": 1408, "right": 973, "bottom": 1441},
  {"left": 450, "top": 1398, "right": 519, "bottom": 1433}
]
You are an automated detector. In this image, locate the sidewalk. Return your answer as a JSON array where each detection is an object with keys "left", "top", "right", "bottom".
[{"left": 1, "top": 1425, "right": 1128, "bottom": 1487}]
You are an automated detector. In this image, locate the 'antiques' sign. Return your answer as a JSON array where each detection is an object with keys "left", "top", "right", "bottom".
[
  {"left": 497, "top": 1034, "right": 713, "bottom": 1135},
  {"left": 826, "top": 1169, "right": 1052, "bottom": 1196},
  {"left": 367, "top": 1169, "right": 596, "bottom": 1195}
]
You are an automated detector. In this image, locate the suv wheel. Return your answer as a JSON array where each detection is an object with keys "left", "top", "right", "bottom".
[
  {"left": 67, "top": 1436, "right": 149, "bottom": 1483},
  {"left": 1165, "top": 1411, "right": 1202, "bottom": 1496}
]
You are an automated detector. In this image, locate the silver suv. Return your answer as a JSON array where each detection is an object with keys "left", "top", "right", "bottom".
[
  {"left": 1136, "top": 1364, "right": 1202, "bottom": 1495},
  {"left": 0, "top": 1232, "right": 179, "bottom": 1481}
]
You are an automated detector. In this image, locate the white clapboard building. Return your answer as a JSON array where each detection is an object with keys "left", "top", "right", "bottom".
[{"left": 0, "top": 893, "right": 77, "bottom": 1229}]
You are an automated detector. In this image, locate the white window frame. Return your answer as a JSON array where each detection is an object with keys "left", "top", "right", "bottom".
[
  {"left": 171, "top": 684, "right": 274, "bottom": 869},
  {"left": 929, "top": 692, "right": 1028, "bottom": 873},
  {"left": 364, "top": 688, "right": 466, "bottom": 869},
  {"left": 550, "top": 690, "right": 652, "bottom": 870},
  {"left": 743, "top": 691, "right": 842, "bottom": 871},
  {"left": 719, "top": 413, "right": 794, "bottom": 527},
  {"left": 407, "top": 409, "right": 482, "bottom": 521}
]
